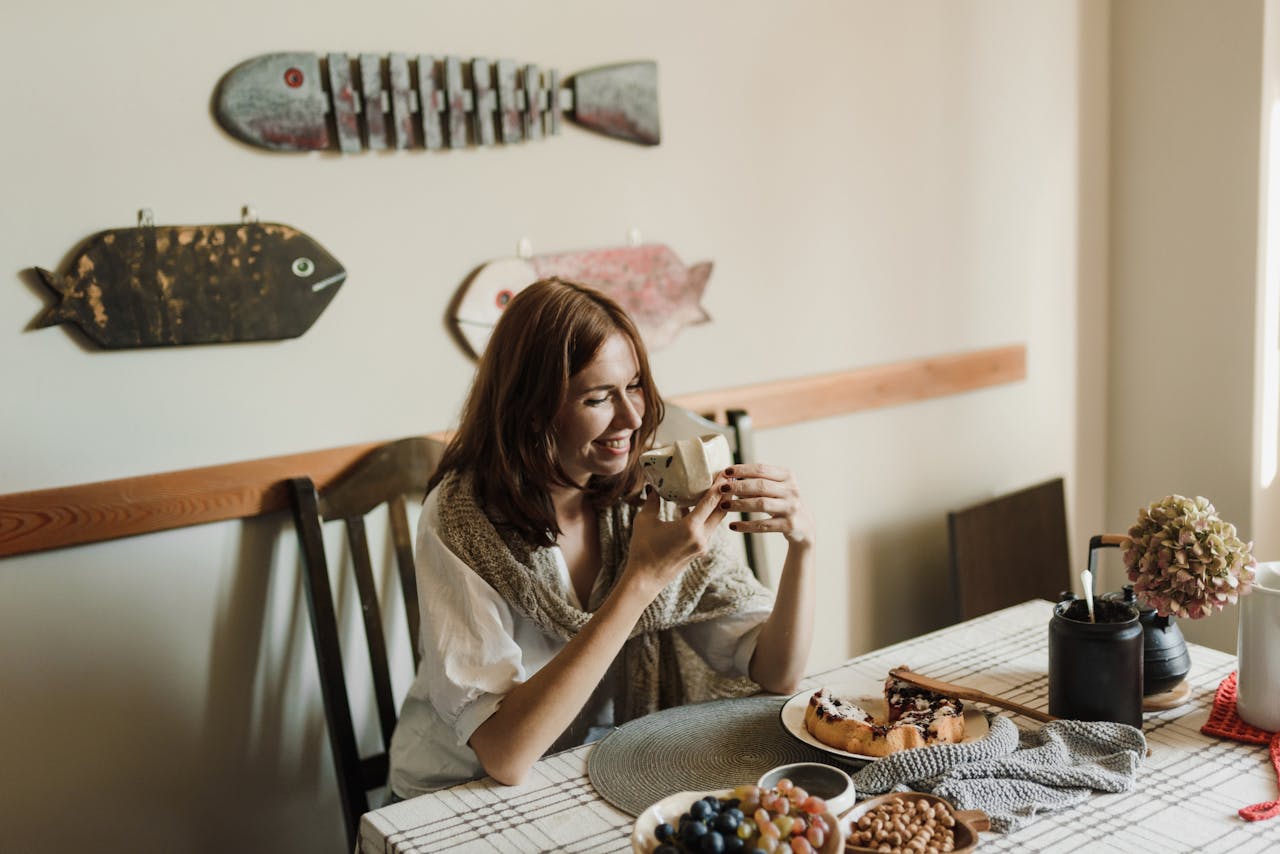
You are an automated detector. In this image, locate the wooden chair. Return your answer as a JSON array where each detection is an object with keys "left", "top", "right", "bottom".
[
  {"left": 946, "top": 477, "right": 1071, "bottom": 621},
  {"left": 287, "top": 436, "right": 438, "bottom": 850},
  {"left": 656, "top": 404, "right": 767, "bottom": 582}
]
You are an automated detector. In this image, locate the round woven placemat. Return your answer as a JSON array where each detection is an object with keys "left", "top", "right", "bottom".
[{"left": 587, "top": 695, "right": 832, "bottom": 816}]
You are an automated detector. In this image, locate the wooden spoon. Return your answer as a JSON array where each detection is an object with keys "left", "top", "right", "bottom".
[{"left": 889, "top": 666, "right": 1057, "bottom": 723}]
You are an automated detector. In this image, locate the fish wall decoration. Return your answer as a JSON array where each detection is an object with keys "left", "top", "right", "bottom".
[
  {"left": 214, "top": 53, "right": 659, "bottom": 152},
  {"left": 33, "top": 211, "right": 345, "bottom": 348},
  {"left": 453, "top": 243, "right": 712, "bottom": 356}
]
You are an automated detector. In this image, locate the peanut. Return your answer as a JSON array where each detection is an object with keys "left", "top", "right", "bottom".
[{"left": 845, "top": 797, "right": 964, "bottom": 854}]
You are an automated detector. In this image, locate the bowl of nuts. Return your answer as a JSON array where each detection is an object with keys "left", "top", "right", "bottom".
[{"left": 843, "top": 792, "right": 988, "bottom": 853}]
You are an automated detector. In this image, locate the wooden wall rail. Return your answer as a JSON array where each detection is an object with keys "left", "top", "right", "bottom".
[
  {"left": 673, "top": 343, "right": 1025, "bottom": 430},
  {"left": 0, "top": 344, "right": 1024, "bottom": 559}
]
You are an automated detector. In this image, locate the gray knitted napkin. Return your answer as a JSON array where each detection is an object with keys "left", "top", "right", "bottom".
[{"left": 849, "top": 716, "right": 1147, "bottom": 832}]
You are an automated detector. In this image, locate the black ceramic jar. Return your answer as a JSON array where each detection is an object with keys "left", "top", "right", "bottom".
[{"left": 1048, "top": 597, "right": 1144, "bottom": 728}]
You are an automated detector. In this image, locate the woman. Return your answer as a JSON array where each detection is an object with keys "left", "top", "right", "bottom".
[{"left": 387, "top": 278, "right": 816, "bottom": 797}]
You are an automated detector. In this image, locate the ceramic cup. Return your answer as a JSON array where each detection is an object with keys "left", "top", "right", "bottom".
[
  {"left": 757, "top": 762, "right": 856, "bottom": 817},
  {"left": 1048, "top": 597, "right": 1144, "bottom": 728},
  {"left": 640, "top": 433, "right": 732, "bottom": 505},
  {"left": 1237, "top": 561, "right": 1280, "bottom": 732}
]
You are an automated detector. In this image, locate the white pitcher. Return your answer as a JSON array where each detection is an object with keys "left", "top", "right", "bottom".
[{"left": 1237, "top": 561, "right": 1280, "bottom": 731}]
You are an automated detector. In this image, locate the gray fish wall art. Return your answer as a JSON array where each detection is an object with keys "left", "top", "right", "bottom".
[
  {"left": 33, "top": 214, "right": 345, "bottom": 348},
  {"left": 214, "top": 53, "right": 659, "bottom": 152}
]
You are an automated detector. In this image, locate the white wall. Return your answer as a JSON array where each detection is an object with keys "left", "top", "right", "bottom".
[
  {"left": 1075, "top": 0, "right": 1112, "bottom": 560},
  {"left": 1254, "top": 1, "right": 1280, "bottom": 572},
  {"left": 1107, "top": 0, "right": 1266, "bottom": 652},
  {"left": 0, "top": 2, "right": 1088, "bottom": 851}
]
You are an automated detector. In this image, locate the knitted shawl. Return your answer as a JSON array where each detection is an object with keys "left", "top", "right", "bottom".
[{"left": 436, "top": 471, "right": 772, "bottom": 721}]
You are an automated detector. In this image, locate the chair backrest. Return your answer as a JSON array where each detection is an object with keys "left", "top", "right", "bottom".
[
  {"left": 656, "top": 404, "right": 767, "bottom": 582},
  {"left": 287, "top": 436, "right": 438, "bottom": 850},
  {"left": 946, "top": 477, "right": 1071, "bottom": 621}
]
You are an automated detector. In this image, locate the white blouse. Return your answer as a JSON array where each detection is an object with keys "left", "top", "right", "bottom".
[{"left": 387, "top": 488, "right": 772, "bottom": 797}]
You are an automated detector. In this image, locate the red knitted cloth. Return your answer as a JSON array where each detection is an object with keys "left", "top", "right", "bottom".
[{"left": 1200, "top": 671, "right": 1280, "bottom": 821}]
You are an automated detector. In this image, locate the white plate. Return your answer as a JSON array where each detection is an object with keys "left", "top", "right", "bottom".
[
  {"left": 779, "top": 684, "right": 990, "bottom": 764},
  {"left": 629, "top": 788, "right": 842, "bottom": 854},
  {"left": 629, "top": 789, "right": 731, "bottom": 854}
]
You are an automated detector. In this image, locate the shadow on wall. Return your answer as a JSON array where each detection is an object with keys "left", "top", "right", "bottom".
[
  {"left": 0, "top": 524, "right": 331, "bottom": 854},
  {"left": 194, "top": 514, "right": 345, "bottom": 854},
  {"left": 5, "top": 626, "right": 200, "bottom": 852},
  {"left": 856, "top": 516, "right": 954, "bottom": 653},
  {"left": 193, "top": 507, "right": 416, "bottom": 854}
]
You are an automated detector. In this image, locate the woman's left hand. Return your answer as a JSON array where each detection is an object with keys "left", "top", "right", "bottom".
[{"left": 717, "top": 463, "right": 815, "bottom": 547}]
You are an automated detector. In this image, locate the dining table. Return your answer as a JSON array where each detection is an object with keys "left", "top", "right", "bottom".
[{"left": 359, "top": 600, "right": 1279, "bottom": 853}]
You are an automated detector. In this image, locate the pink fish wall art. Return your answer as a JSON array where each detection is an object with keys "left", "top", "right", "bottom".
[{"left": 452, "top": 243, "right": 713, "bottom": 356}]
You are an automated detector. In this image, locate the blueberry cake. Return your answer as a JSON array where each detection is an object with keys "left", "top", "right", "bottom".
[{"left": 803, "top": 671, "right": 965, "bottom": 756}]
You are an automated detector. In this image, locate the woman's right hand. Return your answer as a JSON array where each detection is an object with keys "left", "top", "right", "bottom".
[
  {"left": 623, "top": 479, "right": 729, "bottom": 597},
  {"left": 471, "top": 482, "right": 727, "bottom": 786}
]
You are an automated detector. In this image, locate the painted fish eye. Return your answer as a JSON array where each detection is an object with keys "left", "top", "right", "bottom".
[
  {"left": 292, "top": 257, "right": 316, "bottom": 277},
  {"left": 284, "top": 67, "right": 305, "bottom": 88},
  {"left": 495, "top": 289, "right": 514, "bottom": 308}
]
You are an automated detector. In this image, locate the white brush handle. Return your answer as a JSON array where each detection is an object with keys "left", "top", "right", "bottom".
[{"left": 1081, "top": 568, "right": 1096, "bottom": 622}]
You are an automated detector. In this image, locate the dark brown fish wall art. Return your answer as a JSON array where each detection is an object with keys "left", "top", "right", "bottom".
[
  {"left": 33, "top": 211, "right": 346, "bottom": 348},
  {"left": 214, "top": 53, "right": 659, "bottom": 152}
]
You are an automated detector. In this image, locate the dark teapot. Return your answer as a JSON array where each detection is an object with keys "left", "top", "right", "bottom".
[
  {"left": 1079, "top": 534, "right": 1193, "bottom": 697},
  {"left": 1101, "top": 584, "right": 1191, "bottom": 696}
]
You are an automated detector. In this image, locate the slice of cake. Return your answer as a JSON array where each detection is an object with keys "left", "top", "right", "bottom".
[{"left": 803, "top": 669, "right": 966, "bottom": 757}]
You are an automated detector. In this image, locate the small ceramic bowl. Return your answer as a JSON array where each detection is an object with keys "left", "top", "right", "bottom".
[
  {"left": 757, "top": 762, "right": 857, "bottom": 817},
  {"left": 843, "top": 792, "right": 989, "bottom": 853}
]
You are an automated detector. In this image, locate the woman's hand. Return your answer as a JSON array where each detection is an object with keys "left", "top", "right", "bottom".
[
  {"left": 724, "top": 462, "right": 817, "bottom": 694},
  {"left": 622, "top": 480, "right": 729, "bottom": 596},
  {"left": 719, "top": 463, "right": 815, "bottom": 548},
  {"left": 473, "top": 485, "right": 729, "bottom": 785}
]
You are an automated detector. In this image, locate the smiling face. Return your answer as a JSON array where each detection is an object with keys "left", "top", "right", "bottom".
[
  {"left": 552, "top": 333, "right": 646, "bottom": 488},
  {"left": 437, "top": 278, "right": 662, "bottom": 547}
]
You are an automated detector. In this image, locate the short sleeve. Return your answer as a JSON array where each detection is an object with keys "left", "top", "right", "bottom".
[
  {"left": 676, "top": 524, "right": 774, "bottom": 676},
  {"left": 413, "top": 489, "right": 527, "bottom": 747},
  {"left": 679, "top": 601, "right": 772, "bottom": 676}
]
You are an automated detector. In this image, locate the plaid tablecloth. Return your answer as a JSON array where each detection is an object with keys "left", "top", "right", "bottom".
[{"left": 361, "top": 601, "right": 1279, "bottom": 853}]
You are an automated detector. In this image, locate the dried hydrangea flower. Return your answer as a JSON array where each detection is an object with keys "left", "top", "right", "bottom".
[{"left": 1121, "top": 494, "right": 1256, "bottom": 619}]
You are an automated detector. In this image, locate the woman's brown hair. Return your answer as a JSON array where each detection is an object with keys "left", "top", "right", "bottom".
[{"left": 430, "top": 278, "right": 664, "bottom": 547}]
